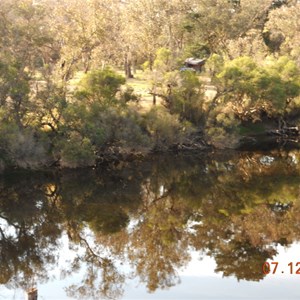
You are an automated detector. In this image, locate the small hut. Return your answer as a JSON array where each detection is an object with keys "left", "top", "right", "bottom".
[{"left": 184, "top": 57, "right": 206, "bottom": 72}]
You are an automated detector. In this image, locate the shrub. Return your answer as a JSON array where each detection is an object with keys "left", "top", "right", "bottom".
[
  {"left": 0, "top": 122, "right": 51, "bottom": 168},
  {"left": 143, "top": 107, "right": 193, "bottom": 150},
  {"left": 74, "top": 68, "right": 126, "bottom": 106},
  {"left": 205, "top": 108, "right": 241, "bottom": 149},
  {"left": 60, "top": 133, "right": 96, "bottom": 168},
  {"left": 163, "top": 70, "right": 205, "bottom": 126}
]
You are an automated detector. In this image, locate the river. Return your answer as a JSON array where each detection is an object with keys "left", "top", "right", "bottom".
[{"left": 0, "top": 150, "right": 300, "bottom": 299}]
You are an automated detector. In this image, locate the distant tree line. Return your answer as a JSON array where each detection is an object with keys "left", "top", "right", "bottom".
[{"left": 0, "top": 0, "right": 300, "bottom": 169}]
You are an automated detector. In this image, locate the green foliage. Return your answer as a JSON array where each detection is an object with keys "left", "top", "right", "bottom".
[
  {"left": 216, "top": 56, "right": 300, "bottom": 113},
  {"left": 59, "top": 68, "right": 150, "bottom": 163},
  {"left": 0, "top": 61, "right": 31, "bottom": 125},
  {"left": 287, "top": 96, "right": 300, "bottom": 123},
  {"left": 97, "top": 108, "right": 151, "bottom": 150},
  {"left": 143, "top": 107, "right": 192, "bottom": 150},
  {"left": 153, "top": 48, "right": 172, "bottom": 71},
  {"left": 264, "top": 56, "right": 300, "bottom": 81},
  {"left": 1, "top": 0, "right": 300, "bottom": 165},
  {"left": 217, "top": 57, "right": 258, "bottom": 100},
  {"left": 0, "top": 121, "right": 50, "bottom": 168},
  {"left": 63, "top": 103, "right": 151, "bottom": 152},
  {"left": 206, "top": 109, "right": 241, "bottom": 148},
  {"left": 206, "top": 54, "right": 224, "bottom": 76},
  {"left": 205, "top": 56, "right": 300, "bottom": 146},
  {"left": 75, "top": 68, "right": 126, "bottom": 106},
  {"left": 165, "top": 70, "right": 205, "bottom": 126},
  {"left": 119, "top": 86, "right": 140, "bottom": 104},
  {"left": 182, "top": 43, "right": 211, "bottom": 61},
  {"left": 60, "top": 133, "right": 96, "bottom": 168},
  {"left": 62, "top": 102, "right": 106, "bottom": 147}
]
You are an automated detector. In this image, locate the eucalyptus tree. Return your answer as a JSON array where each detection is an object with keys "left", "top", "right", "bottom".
[
  {"left": 0, "top": 0, "right": 56, "bottom": 127},
  {"left": 182, "top": 0, "right": 274, "bottom": 56},
  {"left": 122, "top": 0, "right": 190, "bottom": 71},
  {"left": 45, "top": 0, "right": 110, "bottom": 81},
  {"left": 265, "top": 2, "right": 300, "bottom": 65}
]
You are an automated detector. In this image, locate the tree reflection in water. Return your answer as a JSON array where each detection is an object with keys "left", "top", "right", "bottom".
[{"left": 0, "top": 150, "right": 300, "bottom": 298}]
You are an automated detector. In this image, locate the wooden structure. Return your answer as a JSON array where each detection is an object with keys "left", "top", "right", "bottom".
[{"left": 184, "top": 57, "right": 206, "bottom": 72}]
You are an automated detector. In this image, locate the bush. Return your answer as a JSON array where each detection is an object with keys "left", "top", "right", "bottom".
[
  {"left": 74, "top": 68, "right": 126, "bottom": 106},
  {"left": 63, "top": 102, "right": 151, "bottom": 152},
  {"left": 143, "top": 107, "right": 193, "bottom": 150},
  {"left": 163, "top": 70, "right": 205, "bottom": 126},
  {"left": 205, "top": 108, "right": 241, "bottom": 149},
  {"left": 216, "top": 56, "right": 300, "bottom": 114},
  {"left": 0, "top": 122, "right": 51, "bottom": 168},
  {"left": 60, "top": 133, "right": 96, "bottom": 168}
]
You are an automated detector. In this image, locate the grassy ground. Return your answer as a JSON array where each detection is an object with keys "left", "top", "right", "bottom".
[
  {"left": 73, "top": 69, "right": 216, "bottom": 112},
  {"left": 125, "top": 70, "right": 217, "bottom": 112},
  {"left": 121, "top": 70, "right": 164, "bottom": 112}
]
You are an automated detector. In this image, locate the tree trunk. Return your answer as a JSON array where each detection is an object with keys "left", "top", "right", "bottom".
[
  {"left": 152, "top": 94, "right": 156, "bottom": 105},
  {"left": 148, "top": 53, "right": 154, "bottom": 71},
  {"left": 124, "top": 53, "right": 134, "bottom": 79},
  {"left": 132, "top": 57, "right": 137, "bottom": 74},
  {"left": 152, "top": 85, "right": 156, "bottom": 105},
  {"left": 25, "top": 288, "right": 38, "bottom": 300}
]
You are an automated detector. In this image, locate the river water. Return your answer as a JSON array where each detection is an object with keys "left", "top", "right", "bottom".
[{"left": 0, "top": 150, "right": 300, "bottom": 299}]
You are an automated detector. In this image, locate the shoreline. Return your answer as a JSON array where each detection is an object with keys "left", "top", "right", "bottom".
[{"left": 0, "top": 135, "right": 299, "bottom": 174}]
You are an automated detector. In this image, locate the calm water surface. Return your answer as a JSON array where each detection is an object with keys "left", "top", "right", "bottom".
[{"left": 1, "top": 150, "right": 300, "bottom": 299}]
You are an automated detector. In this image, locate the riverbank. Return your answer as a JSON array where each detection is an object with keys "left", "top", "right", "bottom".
[{"left": 1, "top": 133, "right": 299, "bottom": 173}]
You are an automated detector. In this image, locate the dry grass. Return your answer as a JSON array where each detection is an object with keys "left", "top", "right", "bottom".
[
  {"left": 124, "top": 70, "right": 164, "bottom": 112},
  {"left": 72, "top": 69, "right": 216, "bottom": 112},
  {"left": 125, "top": 71, "right": 216, "bottom": 111}
]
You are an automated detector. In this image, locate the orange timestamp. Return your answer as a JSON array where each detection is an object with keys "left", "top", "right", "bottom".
[{"left": 262, "top": 262, "right": 300, "bottom": 275}]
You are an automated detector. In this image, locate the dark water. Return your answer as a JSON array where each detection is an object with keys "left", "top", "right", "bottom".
[{"left": 1, "top": 150, "right": 300, "bottom": 299}]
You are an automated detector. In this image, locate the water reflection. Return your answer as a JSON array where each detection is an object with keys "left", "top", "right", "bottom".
[{"left": 0, "top": 150, "right": 300, "bottom": 299}]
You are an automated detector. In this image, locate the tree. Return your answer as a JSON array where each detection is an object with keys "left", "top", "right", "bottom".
[
  {"left": 124, "top": 0, "right": 190, "bottom": 71},
  {"left": 45, "top": 0, "right": 111, "bottom": 81},
  {"left": 182, "top": 0, "right": 274, "bottom": 56},
  {"left": 265, "top": 2, "right": 300, "bottom": 65},
  {"left": 0, "top": 0, "right": 56, "bottom": 127},
  {"left": 74, "top": 68, "right": 126, "bottom": 106},
  {"left": 214, "top": 56, "right": 300, "bottom": 124}
]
